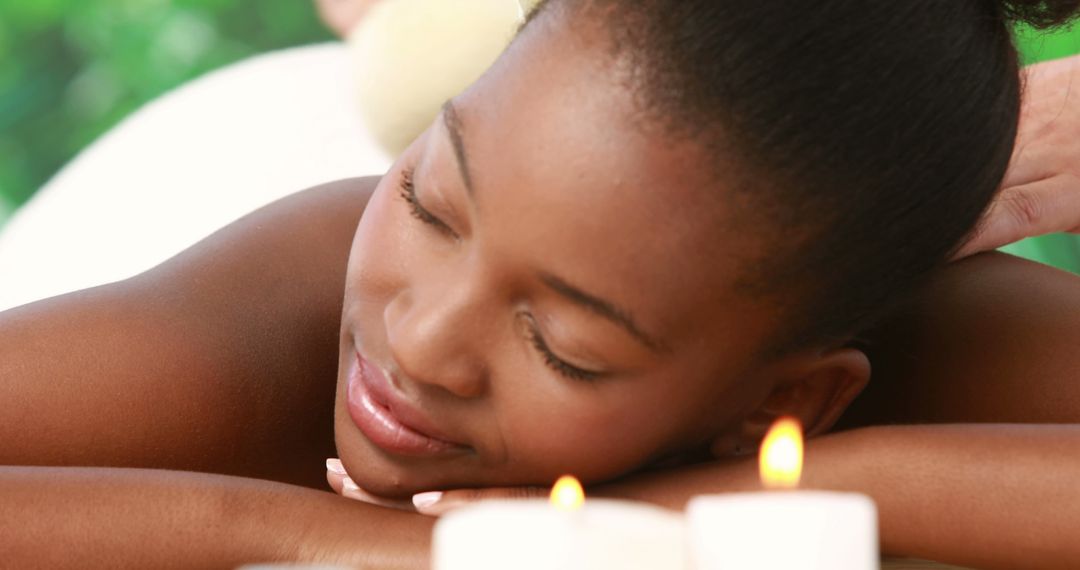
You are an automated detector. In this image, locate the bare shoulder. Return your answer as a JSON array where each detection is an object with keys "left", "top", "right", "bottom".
[
  {"left": 844, "top": 252, "right": 1080, "bottom": 426},
  {"left": 134, "top": 175, "right": 377, "bottom": 346},
  {"left": 0, "top": 176, "right": 379, "bottom": 488}
]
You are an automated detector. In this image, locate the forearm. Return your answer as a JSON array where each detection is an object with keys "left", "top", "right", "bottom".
[
  {"left": 0, "top": 466, "right": 432, "bottom": 569},
  {"left": 598, "top": 425, "right": 1080, "bottom": 570}
]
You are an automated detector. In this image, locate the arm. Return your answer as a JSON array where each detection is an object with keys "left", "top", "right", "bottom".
[
  {"left": 0, "top": 177, "right": 376, "bottom": 487},
  {"left": 595, "top": 424, "right": 1080, "bottom": 570},
  {"left": 0, "top": 466, "right": 432, "bottom": 569}
]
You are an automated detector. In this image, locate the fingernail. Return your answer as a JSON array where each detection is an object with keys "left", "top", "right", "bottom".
[
  {"left": 326, "top": 458, "right": 346, "bottom": 475},
  {"left": 342, "top": 478, "right": 360, "bottom": 493},
  {"left": 412, "top": 491, "right": 443, "bottom": 509}
]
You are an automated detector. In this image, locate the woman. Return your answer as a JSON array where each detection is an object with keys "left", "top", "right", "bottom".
[{"left": 3, "top": 0, "right": 1080, "bottom": 568}]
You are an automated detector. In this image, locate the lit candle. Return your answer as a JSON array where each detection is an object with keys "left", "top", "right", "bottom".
[
  {"left": 687, "top": 418, "right": 879, "bottom": 570},
  {"left": 432, "top": 475, "right": 686, "bottom": 569}
]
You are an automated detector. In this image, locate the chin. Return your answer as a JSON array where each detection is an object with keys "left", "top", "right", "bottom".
[
  {"left": 331, "top": 409, "right": 443, "bottom": 498},
  {"left": 335, "top": 442, "right": 427, "bottom": 498},
  {"left": 347, "top": 461, "right": 424, "bottom": 499}
]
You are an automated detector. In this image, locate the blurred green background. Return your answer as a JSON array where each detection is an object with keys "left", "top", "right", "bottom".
[
  {"left": 0, "top": 7, "right": 1078, "bottom": 270},
  {"left": 0, "top": 0, "right": 331, "bottom": 228}
]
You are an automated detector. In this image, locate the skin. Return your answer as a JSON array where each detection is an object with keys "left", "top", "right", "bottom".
[
  {"left": 3, "top": 4, "right": 1080, "bottom": 569},
  {"left": 315, "top": 0, "right": 381, "bottom": 36}
]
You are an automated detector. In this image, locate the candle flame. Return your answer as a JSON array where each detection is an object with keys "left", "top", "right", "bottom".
[
  {"left": 759, "top": 417, "right": 803, "bottom": 489},
  {"left": 550, "top": 475, "right": 585, "bottom": 511}
]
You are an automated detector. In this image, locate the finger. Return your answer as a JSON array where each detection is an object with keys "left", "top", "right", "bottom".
[
  {"left": 412, "top": 486, "right": 548, "bottom": 517},
  {"left": 955, "top": 174, "right": 1080, "bottom": 259},
  {"left": 325, "top": 458, "right": 347, "bottom": 494},
  {"left": 1000, "top": 140, "right": 1051, "bottom": 190}
]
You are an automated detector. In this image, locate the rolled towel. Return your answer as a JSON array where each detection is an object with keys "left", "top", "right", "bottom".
[{"left": 347, "top": 0, "right": 532, "bottom": 156}]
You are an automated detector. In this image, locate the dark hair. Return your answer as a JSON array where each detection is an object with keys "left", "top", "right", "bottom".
[{"left": 529, "top": 0, "right": 1080, "bottom": 355}]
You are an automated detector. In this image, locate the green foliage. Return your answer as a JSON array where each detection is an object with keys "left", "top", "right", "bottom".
[{"left": 0, "top": 0, "right": 331, "bottom": 228}]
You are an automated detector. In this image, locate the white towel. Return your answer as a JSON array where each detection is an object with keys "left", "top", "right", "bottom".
[{"left": 0, "top": 43, "right": 392, "bottom": 312}]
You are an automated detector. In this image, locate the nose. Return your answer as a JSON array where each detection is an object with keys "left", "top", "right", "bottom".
[{"left": 384, "top": 278, "right": 490, "bottom": 399}]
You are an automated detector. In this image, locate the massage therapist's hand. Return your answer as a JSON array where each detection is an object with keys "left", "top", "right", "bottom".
[{"left": 957, "top": 53, "right": 1080, "bottom": 258}]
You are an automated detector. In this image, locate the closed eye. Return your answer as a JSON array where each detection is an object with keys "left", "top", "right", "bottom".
[
  {"left": 522, "top": 313, "right": 603, "bottom": 382},
  {"left": 398, "top": 168, "right": 458, "bottom": 238}
]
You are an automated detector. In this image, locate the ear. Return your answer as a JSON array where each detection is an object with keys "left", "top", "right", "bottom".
[{"left": 712, "top": 347, "right": 870, "bottom": 456}]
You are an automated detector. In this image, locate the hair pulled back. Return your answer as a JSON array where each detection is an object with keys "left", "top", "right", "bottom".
[
  {"left": 1003, "top": 0, "right": 1080, "bottom": 28},
  {"left": 530, "top": 0, "right": 1080, "bottom": 354}
]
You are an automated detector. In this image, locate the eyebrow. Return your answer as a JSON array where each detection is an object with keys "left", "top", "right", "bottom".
[
  {"left": 441, "top": 100, "right": 475, "bottom": 197},
  {"left": 442, "top": 99, "right": 665, "bottom": 354},
  {"left": 539, "top": 273, "right": 667, "bottom": 354}
]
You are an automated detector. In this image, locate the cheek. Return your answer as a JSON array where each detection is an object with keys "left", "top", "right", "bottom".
[
  {"left": 493, "top": 363, "right": 742, "bottom": 484},
  {"left": 496, "top": 387, "right": 678, "bottom": 483},
  {"left": 345, "top": 181, "right": 412, "bottom": 305}
]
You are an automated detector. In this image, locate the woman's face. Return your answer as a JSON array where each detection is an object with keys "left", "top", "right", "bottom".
[{"left": 334, "top": 15, "right": 783, "bottom": 498}]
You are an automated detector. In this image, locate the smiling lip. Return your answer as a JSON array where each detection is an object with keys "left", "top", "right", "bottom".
[{"left": 346, "top": 351, "right": 470, "bottom": 457}]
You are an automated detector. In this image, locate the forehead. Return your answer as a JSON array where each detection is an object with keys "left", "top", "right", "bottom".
[{"left": 444, "top": 17, "right": 776, "bottom": 354}]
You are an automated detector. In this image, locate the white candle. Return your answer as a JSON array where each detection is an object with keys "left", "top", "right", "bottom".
[
  {"left": 687, "top": 418, "right": 879, "bottom": 570},
  {"left": 687, "top": 491, "right": 878, "bottom": 570},
  {"left": 432, "top": 477, "right": 686, "bottom": 570}
]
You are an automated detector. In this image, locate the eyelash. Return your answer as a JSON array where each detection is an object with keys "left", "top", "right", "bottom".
[
  {"left": 398, "top": 168, "right": 457, "bottom": 238},
  {"left": 524, "top": 317, "right": 602, "bottom": 382},
  {"left": 399, "top": 168, "right": 599, "bottom": 383}
]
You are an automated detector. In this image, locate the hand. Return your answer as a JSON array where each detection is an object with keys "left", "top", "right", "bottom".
[
  {"left": 315, "top": 0, "right": 383, "bottom": 37},
  {"left": 326, "top": 458, "right": 547, "bottom": 516},
  {"left": 326, "top": 456, "right": 758, "bottom": 517},
  {"left": 956, "top": 54, "right": 1080, "bottom": 258}
]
